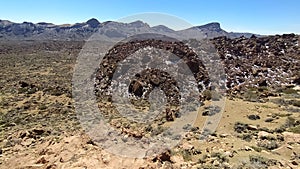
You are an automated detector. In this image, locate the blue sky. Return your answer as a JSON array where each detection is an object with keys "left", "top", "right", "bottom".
[{"left": 1, "top": 0, "right": 299, "bottom": 34}]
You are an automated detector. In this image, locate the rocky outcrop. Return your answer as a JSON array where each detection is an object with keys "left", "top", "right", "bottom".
[
  {"left": 95, "top": 38, "right": 210, "bottom": 103},
  {"left": 94, "top": 33, "right": 299, "bottom": 104},
  {"left": 86, "top": 18, "right": 100, "bottom": 28},
  {"left": 212, "top": 34, "right": 300, "bottom": 96}
]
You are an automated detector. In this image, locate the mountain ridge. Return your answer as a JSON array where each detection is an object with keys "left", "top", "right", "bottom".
[{"left": 0, "top": 18, "right": 259, "bottom": 40}]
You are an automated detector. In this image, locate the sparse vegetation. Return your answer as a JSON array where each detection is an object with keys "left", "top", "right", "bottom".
[
  {"left": 180, "top": 149, "right": 193, "bottom": 161},
  {"left": 281, "top": 88, "right": 298, "bottom": 95},
  {"left": 249, "top": 155, "right": 277, "bottom": 168},
  {"left": 203, "top": 90, "right": 212, "bottom": 100},
  {"left": 0, "top": 35, "right": 299, "bottom": 169},
  {"left": 234, "top": 122, "right": 248, "bottom": 133},
  {"left": 282, "top": 116, "right": 300, "bottom": 128},
  {"left": 250, "top": 146, "right": 262, "bottom": 152},
  {"left": 243, "top": 90, "right": 259, "bottom": 102},
  {"left": 257, "top": 140, "right": 279, "bottom": 150},
  {"left": 241, "top": 133, "right": 253, "bottom": 142},
  {"left": 288, "top": 125, "right": 300, "bottom": 133},
  {"left": 210, "top": 152, "right": 229, "bottom": 163}
]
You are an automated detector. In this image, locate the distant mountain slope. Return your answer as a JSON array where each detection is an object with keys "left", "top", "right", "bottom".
[{"left": 0, "top": 18, "right": 258, "bottom": 40}]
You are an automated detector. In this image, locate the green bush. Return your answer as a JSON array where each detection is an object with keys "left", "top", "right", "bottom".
[
  {"left": 249, "top": 155, "right": 277, "bottom": 168},
  {"left": 202, "top": 90, "right": 212, "bottom": 100},
  {"left": 257, "top": 140, "right": 279, "bottom": 150},
  {"left": 249, "top": 155, "right": 268, "bottom": 165},
  {"left": 241, "top": 133, "right": 253, "bottom": 142},
  {"left": 283, "top": 117, "right": 297, "bottom": 128},
  {"left": 180, "top": 149, "right": 192, "bottom": 161},
  {"left": 283, "top": 88, "right": 298, "bottom": 94},
  {"left": 234, "top": 122, "right": 248, "bottom": 133},
  {"left": 211, "top": 152, "right": 229, "bottom": 163},
  {"left": 288, "top": 125, "right": 300, "bottom": 133},
  {"left": 250, "top": 146, "right": 262, "bottom": 152},
  {"left": 243, "top": 90, "right": 259, "bottom": 102}
]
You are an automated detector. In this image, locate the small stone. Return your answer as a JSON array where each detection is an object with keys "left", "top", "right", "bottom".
[
  {"left": 32, "top": 128, "right": 45, "bottom": 135},
  {"left": 265, "top": 118, "right": 274, "bottom": 122},
  {"left": 21, "top": 138, "right": 35, "bottom": 146},
  {"left": 181, "top": 142, "right": 194, "bottom": 150},
  {"left": 213, "top": 160, "right": 220, "bottom": 166},
  {"left": 247, "top": 125, "right": 258, "bottom": 130},
  {"left": 10, "top": 123, "right": 16, "bottom": 126},
  {"left": 102, "top": 154, "right": 110, "bottom": 164},
  {"left": 129, "top": 80, "right": 143, "bottom": 97},
  {"left": 223, "top": 162, "right": 231, "bottom": 168},
  {"left": 244, "top": 146, "right": 253, "bottom": 151},
  {"left": 162, "top": 161, "right": 173, "bottom": 168},
  {"left": 202, "top": 110, "right": 210, "bottom": 116},
  {"left": 18, "top": 130, "right": 30, "bottom": 139},
  {"left": 185, "top": 132, "right": 194, "bottom": 138},
  {"left": 278, "top": 160, "right": 286, "bottom": 167},
  {"left": 158, "top": 151, "right": 171, "bottom": 162},
  {"left": 219, "top": 133, "right": 229, "bottom": 138},
  {"left": 291, "top": 160, "right": 298, "bottom": 165},
  {"left": 258, "top": 131, "right": 271, "bottom": 139},
  {"left": 170, "top": 155, "right": 184, "bottom": 164},
  {"left": 247, "top": 114, "right": 260, "bottom": 120},
  {"left": 287, "top": 145, "right": 293, "bottom": 149},
  {"left": 224, "top": 151, "right": 233, "bottom": 157},
  {"left": 36, "top": 156, "right": 48, "bottom": 164}
]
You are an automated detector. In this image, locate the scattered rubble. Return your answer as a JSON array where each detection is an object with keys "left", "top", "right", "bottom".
[{"left": 212, "top": 34, "right": 300, "bottom": 98}]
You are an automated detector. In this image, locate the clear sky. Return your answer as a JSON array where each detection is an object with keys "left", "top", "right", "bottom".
[{"left": 1, "top": 0, "right": 299, "bottom": 35}]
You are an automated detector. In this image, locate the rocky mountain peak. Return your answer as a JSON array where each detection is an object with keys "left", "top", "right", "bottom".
[
  {"left": 129, "top": 20, "right": 149, "bottom": 28},
  {"left": 0, "top": 19, "right": 13, "bottom": 26},
  {"left": 151, "top": 25, "right": 175, "bottom": 33},
  {"left": 197, "top": 22, "right": 222, "bottom": 31},
  {"left": 86, "top": 18, "right": 100, "bottom": 28}
]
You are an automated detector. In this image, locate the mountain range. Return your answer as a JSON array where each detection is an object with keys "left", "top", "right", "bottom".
[{"left": 0, "top": 18, "right": 257, "bottom": 41}]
